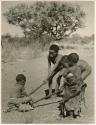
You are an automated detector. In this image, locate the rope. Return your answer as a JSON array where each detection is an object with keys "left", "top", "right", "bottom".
[
  {"left": 34, "top": 100, "right": 62, "bottom": 108},
  {"left": 28, "top": 70, "right": 58, "bottom": 96},
  {"left": 33, "top": 84, "right": 87, "bottom": 107},
  {"left": 32, "top": 90, "right": 81, "bottom": 106},
  {"left": 28, "top": 82, "right": 47, "bottom": 96},
  {"left": 32, "top": 92, "right": 56, "bottom": 104}
]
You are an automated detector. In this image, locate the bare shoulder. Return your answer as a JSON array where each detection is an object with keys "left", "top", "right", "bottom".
[
  {"left": 77, "top": 59, "right": 91, "bottom": 69},
  {"left": 78, "top": 59, "right": 89, "bottom": 65}
]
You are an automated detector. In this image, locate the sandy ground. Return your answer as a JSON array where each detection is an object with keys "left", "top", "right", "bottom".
[{"left": 1, "top": 45, "right": 95, "bottom": 123}]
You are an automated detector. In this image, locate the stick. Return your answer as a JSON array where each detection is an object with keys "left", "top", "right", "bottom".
[
  {"left": 34, "top": 100, "right": 62, "bottom": 108},
  {"left": 32, "top": 90, "right": 81, "bottom": 105},
  {"left": 32, "top": 94, "right": 54, "bottom": 104},
  {"left": 28, "top": 82, "right": 47, "bottom": 96},
  {"left": 28, "top": 65, "right": 62, "bottom": 96},
  {"left": 28, "top": 71, "right": 57, "bottom": 96}
]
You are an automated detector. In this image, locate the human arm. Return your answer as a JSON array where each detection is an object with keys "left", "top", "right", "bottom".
[
  {"left": 81, "top": 65, "right": 91, "bottom": 81},
  {"left": 45, "top": 55, "right": 63, "bottom": 82},
  {"left": 77, "top": 60, "right": 92, "bottom": 81}
]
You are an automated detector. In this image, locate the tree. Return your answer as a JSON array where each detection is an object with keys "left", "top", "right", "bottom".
[{"left": 4, "top": 1, "right": 86, "bottom": 40}]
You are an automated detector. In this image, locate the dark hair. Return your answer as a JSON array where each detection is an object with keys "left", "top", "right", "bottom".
[
  {"left": 68, "top": 53, "right": 79, "bottom": 63},
  {"left": 16, "top": 74, "right": 26, "bottom": 82},
  {"left": 49, "top": 44, "right": 59, "bottom": 53}
]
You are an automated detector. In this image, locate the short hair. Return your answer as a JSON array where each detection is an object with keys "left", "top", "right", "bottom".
[
  {"left": 68, "top": 53, "right": 79, "bottom": 63},
  {"left": 49, "top": 44, "right": 59, "bottom": 53},
  {"left": 16, "top": 74, "right": 26, "bottom": 82}
]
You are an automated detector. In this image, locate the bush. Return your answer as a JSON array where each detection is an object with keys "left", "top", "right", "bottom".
[{"left": 1, "top": 33, "right": 94, "bottom": 62}]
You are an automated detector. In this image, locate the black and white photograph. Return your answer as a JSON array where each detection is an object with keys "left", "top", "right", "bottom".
[{"left": 1, "top": 0, "right": 95, "bottom": 123}]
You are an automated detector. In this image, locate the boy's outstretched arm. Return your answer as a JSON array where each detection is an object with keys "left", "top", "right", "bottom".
[
  {"left": 44, "top": 56, "right": 63, "bottom": 82},
  {"left": 78, "top": 60, "right": 92, "bottom": 81},
  {"left": 81, "top": 65, "right": 91, "bottom": 81}
]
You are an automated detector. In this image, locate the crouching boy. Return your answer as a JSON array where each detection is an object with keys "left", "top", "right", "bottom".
[{"left": 5, "top": 74, "right": 34, "bottom": 112}]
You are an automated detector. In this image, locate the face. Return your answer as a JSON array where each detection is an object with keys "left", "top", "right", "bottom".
[
  {"left": 49, "top": 50, "right": 57, "bottom": 58},
  {"left": 17, "top": 80, "right": 25, "bottom": 88}
]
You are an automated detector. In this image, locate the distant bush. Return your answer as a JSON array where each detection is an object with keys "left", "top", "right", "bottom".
[
  {"left": 1, "top": 33, "right": 94, "bottom": 62},
  {"left": 65, "top": 45, "right": 76, "bottom": 50},
  {"left": 1, "top": 33, "right": 53, "bottom": 61}
]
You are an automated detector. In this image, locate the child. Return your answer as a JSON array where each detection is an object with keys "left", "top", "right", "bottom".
[
  {"left": 59, "top": 54, "right": 91, "bottom": 118},
  {"left": 46, "top": 44, "right": 63, "bottom": 97},
  {"left": 60, "top": 53, "right": 91, "bottom": 89},
  {"left": 44, "top": 50, "right": 79, "bottom": 98},
  {"left": 5, "top": 74, "right": 34, "bottom": 112}
]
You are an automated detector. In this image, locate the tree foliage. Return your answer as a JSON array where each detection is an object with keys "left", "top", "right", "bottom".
[{"left": 4, "top": 1, "right": 86, "bottom": 40}]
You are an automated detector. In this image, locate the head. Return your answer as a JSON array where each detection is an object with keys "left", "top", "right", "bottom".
[
  {"left": 67, "top": 53, "right": 79, "bottom": 67},
  {"left": 49, "top": 44, "right": 59, "bottom": 58},
  {"left": 16, "top": 74, "right": 26, "bottom": 87}
]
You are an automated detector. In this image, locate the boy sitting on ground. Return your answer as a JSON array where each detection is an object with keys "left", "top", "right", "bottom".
[{"left": 4, "top": 74, "right": 34, "bottom": 112}]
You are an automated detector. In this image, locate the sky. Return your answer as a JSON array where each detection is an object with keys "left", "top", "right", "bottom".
[{"left": 1, "top": 1, "right": 95, "bottom": 37}]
